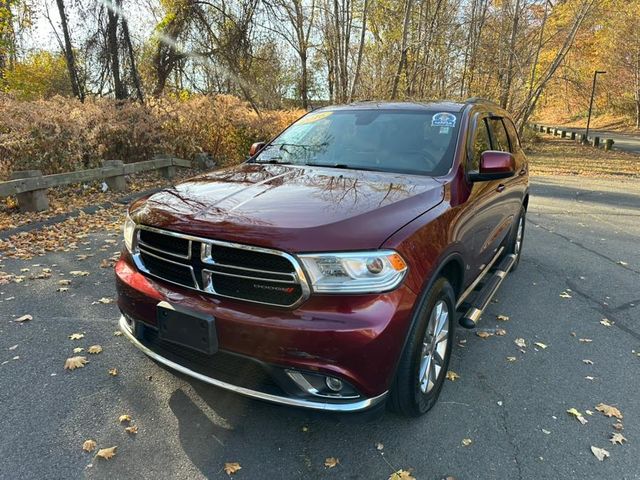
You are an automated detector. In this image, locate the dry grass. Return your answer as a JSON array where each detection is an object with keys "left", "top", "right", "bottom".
[
  {"left": 527, "top": 137, "right": 640, "bottom": 178},
  {"left": 533, "top": 112, "right": 639, "bottom": 134}
]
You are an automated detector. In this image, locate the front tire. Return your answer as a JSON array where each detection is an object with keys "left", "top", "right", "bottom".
[{"left": 388, "top": 277, "right": 456, "bottom": 417}]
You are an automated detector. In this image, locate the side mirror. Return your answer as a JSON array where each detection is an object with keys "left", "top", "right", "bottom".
[
  {"left": 468, "top": 151, "right": 516, "bottom": 181},
  {"left": 249, "top": 141, "right": 266, "bottom": 157}
]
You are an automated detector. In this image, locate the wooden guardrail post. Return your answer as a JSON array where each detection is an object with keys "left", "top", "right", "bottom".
[
  {"left": 593, "top": 136, "right": 600, "bottom": 148},
  {"left": 570, "top": 132, "right": 576, "bottom": 141},
  {"left": 546, "top": 127, "right": 552, "bottom": 134},
  {"left": 102, "top": 160, "right": 126, "bottom": 192},
  {"left": 604, "top": 139, "right": 614, "bottom": 151},
  {"left": 10, "top": 170, "right": 49, "bottom": 212},
  {"left": 561, "top": 130, "right": 567, "bottom": 138}
]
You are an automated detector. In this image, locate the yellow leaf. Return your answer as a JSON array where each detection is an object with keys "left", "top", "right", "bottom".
[
  {"left": 97, "top": 297, "right": 113, "bottom": 304},
  {"left": 119, "top": 414, "right": 132, "bottom": 423},
  {"left": 590, "top": 446, "right": 610, "bottom": 461},
  {"left": 514, "top": 338, "right": 526, "bottom": 348},
  {"left": 82, "top": 439, "right": 97, "bottom": 452},
  {"left": 58, "top": 279, "right": 71, "bottom": 286},
  {"left": 496, "top": 328, "right": 507, "bottom": 336},
  {"left": 69, "top": 271, "right": 90, "bottom": 277},
  {"left": 95, "top": 446, "right": 117, "bottom": 460},
  {"left": 113, "top": 331, "right": 123, "bottom": 336},
  {"left": 609, "top": 433, "right": 627, "bottom": 445},
  {"left": 496, "top": 314, "right": 510, "bottom": 321},
  {"left": 15, "top": 314, "right": 32, "bottom": 323},
  {"left": 69, "top": 333, "right": 84, "bottom": 340},
  {"left": 224, "top": 462, "right": 242, "bottom": 475},
  {"left": 64, "top": 356, "right": 88, "bottom": 370},
  {"left": 324, "top": 457, "right": 339, "bottom": 468},
  {"left": 595, "top": 403, "right": 623, "bottom": 419},
  {"left": 125, "top": 425, "right": 138, "bottom": 434},
  {"left": 600, "top": 318, "right": 613, "bottom": 327},
  {"left": 506, "top": 356, "right": 517, "bottom": 362},
  {"left": 389, "top": 470, "right": 416, "bottom": 480},
  {"left": 446, "top": 371, "right": 460, "bottom": 381},
  {"left": 567, "top": 408, "right": 588, "bottom": 425},
  {"left": 73, "top": 347, "right": 84, "bottom": 353},
  {"left": 476, "top": 331, "right": 493, "bottom": 339},
  {"left": 108, "top": 368, "right": 118, "bottom": 376},
  {"left": 87, "top": 345, "right": 103, "bottom": 354},
  {"left": 462, "top": 438, "right": 473, "bottom": 446},
  {"left": 534, "top": 342, "right": 548, "bottom": 349},
  {"left": 613, "top": 422, "right": 624, "bottom": 431},
  {"left": 560, "top": 291, "right": 572, "bottom": 299}
]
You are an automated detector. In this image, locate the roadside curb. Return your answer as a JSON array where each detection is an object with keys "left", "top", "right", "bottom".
[{"left": 0, "top": 187, "right": 163, "bottom": 240}]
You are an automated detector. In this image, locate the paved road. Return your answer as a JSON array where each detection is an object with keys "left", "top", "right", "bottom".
[
  {"left": 544, "top": 126, "right": 640, "bottom": 154},
  {"left": 1, "top": 175, "right": 639, "bottom": 480}
]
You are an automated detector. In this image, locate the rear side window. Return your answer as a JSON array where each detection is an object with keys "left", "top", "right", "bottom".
[
  {"left": 503, "top": 118, "right": 522, "bottom": 152},
  {"left": 488, "top": 118, "right": 510, "bottom": 152},
  {"left": 469, "top": 118, "right": 491, "bottom": 170}
]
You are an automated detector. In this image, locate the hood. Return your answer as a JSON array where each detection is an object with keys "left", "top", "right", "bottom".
[{"left": 130, "top": 163, "right": 444, "bottom": 251}]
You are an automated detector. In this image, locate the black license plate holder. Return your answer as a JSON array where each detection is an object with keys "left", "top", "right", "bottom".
[{"left": 156, "top": 301, "right": 218, "bottom": 355}]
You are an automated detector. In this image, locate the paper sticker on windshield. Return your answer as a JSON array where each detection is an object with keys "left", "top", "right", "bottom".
[{"left": 431, "top": 112, "right": 456, "bottom": 128}]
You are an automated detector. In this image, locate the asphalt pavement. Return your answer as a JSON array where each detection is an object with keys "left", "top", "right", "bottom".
[{"left": 1, "top": 175, "right": 639, "bottom": 480}]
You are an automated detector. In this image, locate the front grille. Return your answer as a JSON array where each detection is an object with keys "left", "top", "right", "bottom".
[{"left": 133, "top": 226, "right": 308, "bottom": 307}]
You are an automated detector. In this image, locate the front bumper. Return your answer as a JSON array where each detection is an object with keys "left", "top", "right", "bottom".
[
  {"left": 119, "top": 315, "right": 387, "bottom": 411},
  {"left": 115, "top": 252, "right": 417, "bottom": 411}
]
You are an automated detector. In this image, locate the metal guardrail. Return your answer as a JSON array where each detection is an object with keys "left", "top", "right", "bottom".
[
  {"left": 1, "top": 155, "right": 192, "bottom": 212},
  {"left": 530, "top": 124, "right": 615, "bottom": 151}
]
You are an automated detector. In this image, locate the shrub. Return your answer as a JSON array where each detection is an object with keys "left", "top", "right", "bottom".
[{"left": 0, "top": 94, "right": 304, "bottom": 180}]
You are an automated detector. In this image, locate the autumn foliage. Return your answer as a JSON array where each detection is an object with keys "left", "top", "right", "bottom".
[{"left": 0, "top": 94, "right": 303, "bottom": 180}]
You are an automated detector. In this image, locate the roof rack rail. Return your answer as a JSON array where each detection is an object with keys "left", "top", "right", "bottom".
[{"left": 464, "top": 97, "right": 500, "bottom": 106}]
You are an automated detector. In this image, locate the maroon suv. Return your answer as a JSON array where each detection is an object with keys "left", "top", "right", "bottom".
[{"left": 116, "top": 99, "right": 528, "bottom": 416}]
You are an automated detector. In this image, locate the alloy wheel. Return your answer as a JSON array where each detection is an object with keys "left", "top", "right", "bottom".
[{"left": 418, "top": 300, "right": 449, "bottom": 394}]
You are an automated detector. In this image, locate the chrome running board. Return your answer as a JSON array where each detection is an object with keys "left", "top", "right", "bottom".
[{"left": 459, "top": 253, "right": 517, "bottom": 329}]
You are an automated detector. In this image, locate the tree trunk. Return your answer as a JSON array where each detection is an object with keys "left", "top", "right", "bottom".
[
  {"left": 121, "top": 13, "right": 144, "bottom": 102},
  {"left": 55, "top": 0, "right": 84, "bottom": 101},
  {"left": 500, "top": 0, "right": 521, "bottom": 109},
  {"left": 107, "top": 4, "right": 126, "bottom": 99},
  {"left": 348, "top": 0, "right": 368, "bottom": 102},
  {"left": 391, "top": 0, "right": 412, "bottom": 99}
]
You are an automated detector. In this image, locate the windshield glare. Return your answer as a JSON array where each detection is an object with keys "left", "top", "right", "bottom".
[{"left": 254, "top": 109, "right": 460, "bottom": 176}]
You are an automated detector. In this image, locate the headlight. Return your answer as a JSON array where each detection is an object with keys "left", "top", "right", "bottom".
[
  {"left": 299, "top": 250, "right": 407, "bottom": 293},
  {"left": 123, "top": 214, "right": 136, "bottom": 252}
]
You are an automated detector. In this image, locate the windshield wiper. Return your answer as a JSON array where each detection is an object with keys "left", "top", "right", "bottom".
[{"left": 302, "top": 162, "right": 380, "bottom": 172}]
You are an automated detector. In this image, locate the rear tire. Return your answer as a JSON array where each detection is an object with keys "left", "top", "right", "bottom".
[
  {"left": 388, "top": 277, "right": 455, "bottom": 417},
  {"left": 506, "top": 206, "right": 526, "bottom": 272}
]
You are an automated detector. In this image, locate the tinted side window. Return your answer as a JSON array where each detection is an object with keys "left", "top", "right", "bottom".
[
  {"left": 488, "top": 117, "right": 510, "bottom": 152},
  {"left": 503, "top": 117, "right": 521, "bottom": 152},
  {"left": 469, "top": 118, "right": 491, "bottom": 170}
]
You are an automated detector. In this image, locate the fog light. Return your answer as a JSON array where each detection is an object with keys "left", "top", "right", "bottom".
[{"left": 325, "top": 376, "right": 343, "bottom": 392}]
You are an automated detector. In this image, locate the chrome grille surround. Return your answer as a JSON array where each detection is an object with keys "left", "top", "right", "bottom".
[{"left": 131, "top": 225, "right": 311, "bottom": 308}]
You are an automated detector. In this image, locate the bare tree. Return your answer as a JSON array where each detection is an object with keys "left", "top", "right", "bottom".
[{"left": 55, "top": 0, "right": 84, "bottom": 101}]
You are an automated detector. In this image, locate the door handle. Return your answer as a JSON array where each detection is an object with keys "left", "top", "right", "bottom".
[{"left": 496, "top": 184, "right": 506, "bottom": 193}]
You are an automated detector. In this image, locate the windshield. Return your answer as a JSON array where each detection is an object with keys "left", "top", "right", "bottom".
[{"left": 253, "top": 109, "right": 460, "bottom": 176}]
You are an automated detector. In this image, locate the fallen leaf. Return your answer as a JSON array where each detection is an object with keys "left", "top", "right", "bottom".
[
  {"left": 125, "top": 425, "right": 138, "bottom": 434},
  {"left": 64, "top": 356, "right": 88, "bottom": 370},
  {"left": 108, "top": 368, "right": 118, "bottom": 376},
  {"left": 82, "top": 439, "right": 97, "bottom": 452},
  {"left": 567, "top": 408, "right": 588, "bottom": 425},
  {"left": 496, "top": 328, "right": 507, "bottom": 336},
  {"left": 324, "top": 457, "right": 339, "bottom": 468},
  {"left": 596, "top": 403, "right": 623, "bottom": 419},
  {"left": 609, "top": 433, "right": 627, "bottom": 445},
  {"left": 9, "top": 344, "right": 18, "bottom": 350},
  {"left": 506, "top": 356, "right": 517, "bottom": 362},
  {"left": 223, "top": 462, "right": 242, "bottom": 475},
  {"left": 69, "top": 333, "right": 84, "bottom": 340},
  {"left": 58, "top": 279, "right": 71, "bottom": 286},
  {"left": 73, "top": 347, "right": 84, "bottom": 353},
  {"left": 534, "top": 342, "right": 548, "bottom": 349},
  {"left": 389, "top": 470, "right": 415, "bottom": 480},
  {"left": 585, "top": 376, "right": 595, "bottom": 381},
  {"left": 579, "top": 338, "right": 593, "bottom": 343},
  {"left": 617, "top": 261, "right": 628, "bottom": 266},
  {"left": 87, "top": 345, "right": 103, "bottom": 354},
  {"left": 542, "top": 429, "right": 551, "bottom": 435},
  {"left": 57, "top": 287, "right": 69, "bottom": 292},
  {"left": 95, "top": 446, "right": 117, "bottom": 460},
  {"left": 14, "top": 314, "right": 32, "bottom": 323},
  {"left": 97, "top": 297, "right": 113, "bottom": 304},
  {"left": 113, "top": 331, "right": 123, "bottom": 337},
  {"left": 585, "top": 410, "right": 593, "bottom": 416},
  {"left": 590, "top": 446, "right": 610, "bottom": 461},
  {"left": 514, "top": 338, "right": 527, "bottom": 348},
  {"left": 476, "top": 331, "right": 493, "bottom": 339},
  {"left": 600, "top": 318, "right": 613, "bottom": 327},
  {"left": 496, "top": 314, "right": 510, "bottom": 321},
  {"left": 119, "top": 414, "right": 132, "bottom": 423},
  {"left": 613, "top": 422, "right": 624, "bottom": 431},
  {"left": 69, "top": 271, "right": 90, "bottom": 277},
  {"left": 583, "top": 359, "right": 594, "bottom": 365},
  {"left": 375, "top": 442, "right": 384, "bottom": 451},
  {"left": 462, "top": 438, "right": 473, "bottom": 446},
  {"left": 560, "top": 291, "right": 572, "bottom": 299},
  {"left": 446, "top": 371, "right": 460, "bottom": 381}
]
